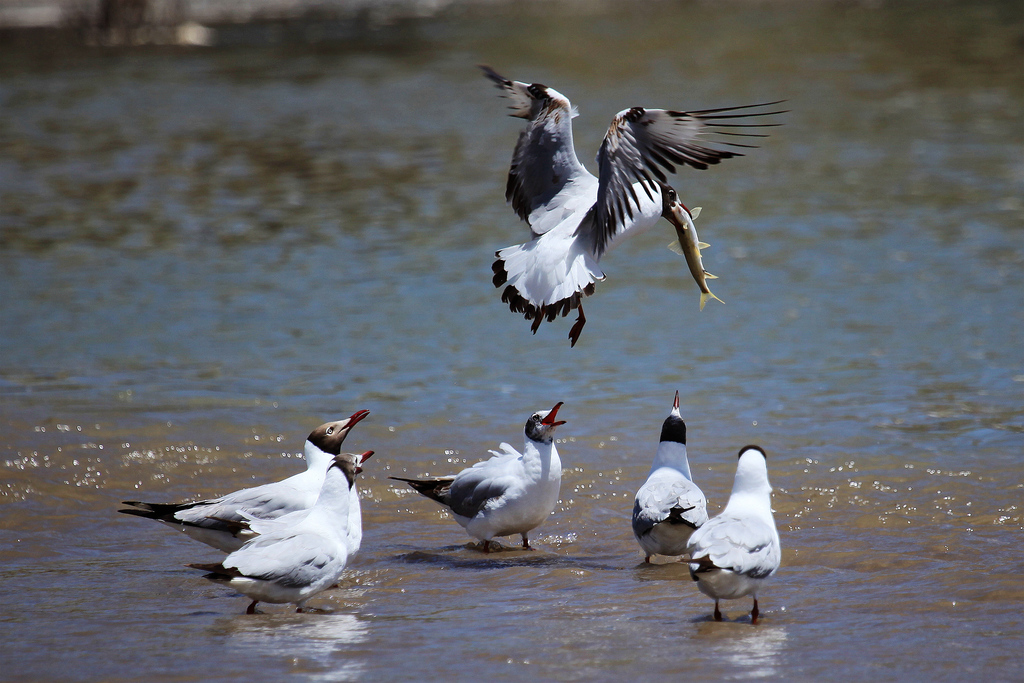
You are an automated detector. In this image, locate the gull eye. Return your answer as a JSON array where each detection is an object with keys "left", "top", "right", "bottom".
[{"left": 326, "top": 427, "right": 334, "bottom": 435}]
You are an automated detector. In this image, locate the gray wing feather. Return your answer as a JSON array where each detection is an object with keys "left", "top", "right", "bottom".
[
  {"left": 689, "top": 515, "right": 780, "bottom": 579},
  {"left": 226, "top": 532, "right": 340, "bottom": 588},
  {"left": 481, "top": 66, "right": 592, "bottom": 233},
  {"left": 632, "top": 479, "right": 707, "bottom": 537},
  {"left": 447, "top": 469, "right": 514, "bottom": 520},
  {"left": 173, "top": 480, "right": 310, "bottom": 527},
  {"left": 631, "top": 497, "right": 661, "bottom": 537},
  {"left": 506, "top": 121, "right": 590, "bottom": 232}
]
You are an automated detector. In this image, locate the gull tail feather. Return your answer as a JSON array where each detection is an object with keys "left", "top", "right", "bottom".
[{"left": 492, "top": 227, "right": 604, "bottom": 342}]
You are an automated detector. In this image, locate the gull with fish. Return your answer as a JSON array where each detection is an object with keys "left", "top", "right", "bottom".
[
  {"left": 482, "top": 65, "right": 783, "bottom": 345},
  {"left": 687, "top": 445, "right": 781, "bottom": 624},
  {"left": 390, "top": 402, "right": 566, "bottom": 552},
  {"left": 119, "top": 410, "right": 370, "bottom": 552}
]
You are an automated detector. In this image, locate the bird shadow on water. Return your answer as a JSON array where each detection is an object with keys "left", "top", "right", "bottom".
[
  {"left": 629, "top": 559, "right": 694, "bottom": 583},
  {"left": 392, "top": 544, "right": 623, "bottom": 571}
]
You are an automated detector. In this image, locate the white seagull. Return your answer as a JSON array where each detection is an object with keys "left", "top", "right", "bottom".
[
  {"left": 188, "top": 450, "right": 366, "bottom": 614},
  {"left": 482, "top": 65, "right": 783, "bottom": 346},
  {"left": 241, "top": 450, "right": 374, "bottom": 555},
  {"left": 687, "top": 445, "right": 781, "bottom": 624},
  {"left": 390, "top": 402, "right": 566, "bottom": 552},
  {"left": 119, "top": 410, "right": 370, "bottom": 552},
  {"left": 632, "top": 391, "right": 708, "bottom": 562}
]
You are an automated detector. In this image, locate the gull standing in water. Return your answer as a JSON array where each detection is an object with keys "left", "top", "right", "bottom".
[
  {"left": 482, "top": 65, "right": 783, "bottom": 345},
  {"left": 390, "top": 402, "right": 566, "bottom": 552},
  {"left": 687, "top": 445, "right": 781, "bottom": 624},
  {"left": 188, "top": 451, "right": 367, "bottom": 614},
  {"left": 119, "top": 410, "right": 370, "bottom": 552},
  {"left": 240, "top": 450, "right": 374, "bottom": 555},
  {"left": 632, "top": 391, "right": 708, "bottom": 562}
]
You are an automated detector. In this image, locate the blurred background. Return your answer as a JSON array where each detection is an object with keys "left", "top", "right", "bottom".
[{"left": 1, "top": 1, "right": 1023, "bottom": 681}]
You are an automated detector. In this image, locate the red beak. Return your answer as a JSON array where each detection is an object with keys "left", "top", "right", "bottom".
[
  {"left": 360, "top": 450, "right": 374, "bottom": 463},
  {"left": 541, "top": 402, "right": 567, "bottom": 427},
  {"left": 347, "top": 409, "right": 370, "bottom": 427}
]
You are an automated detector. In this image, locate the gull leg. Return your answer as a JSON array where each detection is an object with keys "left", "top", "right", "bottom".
[
  {"left": 714, "top": 601, "right": 722, "bottom": 622},
  {"left": 482, "top": 540, "right": 491, "bottom": 553},
  {"left": 644, "top": 556, "right": 651, "bottom": 563},
  {"left": 568, "top": 304, "right": 586, "bottom": 347},
  {"left": 521, "top": 533, "right": 530, "bottom": 550},
  {"left": 246, "top": 600, "right": 259, "bottom": 615},
  {"left": 751, "top": 598, "right": 760, "bottom": 625}
]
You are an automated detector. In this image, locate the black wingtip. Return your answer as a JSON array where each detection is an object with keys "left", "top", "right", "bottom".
[
  {"left": 478, "top": 64, "right": 510, "bottom": 88},
  {"left": 684, "top": 99, "right": 788, "bottom": 116},
  {"left": 118, "top": 507, "right": 156, "bottom": 519}
]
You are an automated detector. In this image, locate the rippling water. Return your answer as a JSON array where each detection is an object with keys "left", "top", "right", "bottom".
[{"left": 2, "top": 2, "right": 1024, "bottom": 680}]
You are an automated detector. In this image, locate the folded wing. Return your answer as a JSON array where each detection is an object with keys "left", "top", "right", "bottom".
[{"left": 689, "top": 514, "right": 780, "bottom": 579}]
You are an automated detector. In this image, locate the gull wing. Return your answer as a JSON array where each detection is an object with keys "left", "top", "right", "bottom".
[
  {"left": 226, "top": 530, "right": 342, "bottom": 588},
  {"left": 592, "top": 102, "right": 785, "bottom": 257},
  {"left": 481, "top": 65, "right": 596, "bottom": 235},
  {"left": 446, "top": 443, "right": 524, "bottom": 519},
  {"left": 172, "top": 477, "right": 313, "bottom": 527},
  {"left": 687, "top": 513, "right": 780, "bottom": 579},
  {"left": 632, "top": 475, "right": 708, "bottom": 536}
]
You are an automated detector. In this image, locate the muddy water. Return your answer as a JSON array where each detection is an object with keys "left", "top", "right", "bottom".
[{"left": 2, "top": 1, "right": 1024, "bottom": 681}]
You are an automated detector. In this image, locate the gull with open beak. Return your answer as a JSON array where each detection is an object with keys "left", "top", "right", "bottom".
[
  {"left": 632, "top": 391, "right": 708, "bottom": 562},
  {"left": 119, "top": 410, "right": 370, "bottom": 553},
  {"left": 391, "top": 402, "right": 566, "bottom": 552},
  {"left": 188, "top": 450, "right": 367, "bottom": 614}
]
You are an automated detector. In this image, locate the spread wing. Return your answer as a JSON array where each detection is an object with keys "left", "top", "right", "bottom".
[
  {"left": 687, "top": 514, "right": 780, "bottom": 579},
  {"left": 225, "top": 531, "right": 344, "bottom": 588},
  {"left": 632, "top": 475, "right": 708, "bottom": 537},
  {"left": 592, "top": 102, "right": 785, "bottom": 257},
  {"left": 481, "top": 65, "right": 596, "bottom": 235}
]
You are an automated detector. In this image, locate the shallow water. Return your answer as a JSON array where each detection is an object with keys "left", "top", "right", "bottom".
[{"left": 2, "top": 1, "right": 1024, "bottom": 680}]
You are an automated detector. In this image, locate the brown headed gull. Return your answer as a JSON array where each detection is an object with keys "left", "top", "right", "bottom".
[
  {"left": 119, "top": 410, "right": 370, "bottom": 552},
  {"left": 188, "top": 450, "right": 366, "bottom": 614},
  {"left": 687, "top": 445, "right": 781, "bottom": 624},
  {"left": 632, "top": 391, "right": 708, "bottom": 562},
  {"left": 241, "top": 450, "right": 374, "bottom": 555},
  {"left": 390, "top": 402, "right": 566, "bottom": 552},
  {"left": 482, "top": 65, "right": 783, "bottom": 346}
]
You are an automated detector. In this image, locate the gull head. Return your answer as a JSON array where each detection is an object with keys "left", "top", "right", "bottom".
[
  {"left": 659, "top": 390, "right": 686, "bottom": 445},
  {"left": 307, "top": 409, "right": 371, "bottom": 455},
  {"left": 330, "top": 450, "right": 373, "bottom": 488},
  {"left": 525, "top": 402, "right": 567, "bottom": 444},
  {"left": 733, "top": 445, "right": 771, "bottom": 495}
]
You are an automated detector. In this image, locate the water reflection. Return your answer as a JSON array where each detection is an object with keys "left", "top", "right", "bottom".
[
  {"left": 220, "top": 611, "right": 369, "bottom": 682},
  {"left": 695, "top": 623, "right": 789, "bottom": 679}
]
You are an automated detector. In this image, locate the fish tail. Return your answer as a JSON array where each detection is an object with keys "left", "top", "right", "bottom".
[{"left": 699, "top": 290, "right": 724, "bottom": 311}]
